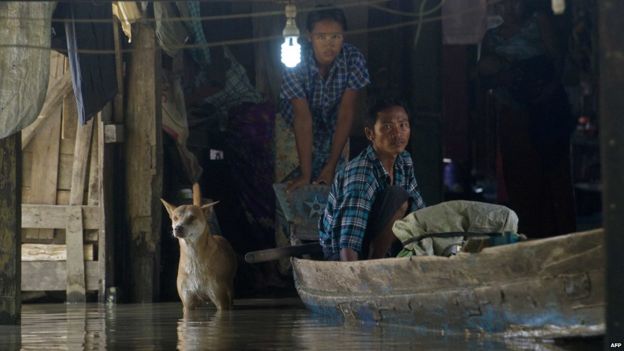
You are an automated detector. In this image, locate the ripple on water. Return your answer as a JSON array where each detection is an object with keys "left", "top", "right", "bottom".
[{"left": 0, "top": 299, "right": 589, "bottom": 350}]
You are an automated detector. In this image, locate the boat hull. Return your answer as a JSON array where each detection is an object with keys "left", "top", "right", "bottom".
[{"left": 292, "top": 229, "right": 605, "bottom": 337}]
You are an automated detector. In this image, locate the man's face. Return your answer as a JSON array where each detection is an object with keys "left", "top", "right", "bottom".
[
  {"left": 366, "top": 106, "right": 411, "bottom": 158},
  {"left": 309, "top": 20, "right": 344, "bottom": 67}
]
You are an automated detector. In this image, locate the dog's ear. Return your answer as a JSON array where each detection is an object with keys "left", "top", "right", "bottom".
[
  {"left": 161, "top": 199, "right": 177, "bottom": 219},
  {"left": 200, "top": 201, "right": 219, "bottom": 219}
]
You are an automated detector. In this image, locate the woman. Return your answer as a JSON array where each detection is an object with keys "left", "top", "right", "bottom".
[{"left": 280, "top": 6, "right": 370, "bottom": 192}]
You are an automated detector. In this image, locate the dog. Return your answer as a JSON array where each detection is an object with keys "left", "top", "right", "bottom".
[{"left": 161, "top": 194, "right": 237, "bottom": 312}]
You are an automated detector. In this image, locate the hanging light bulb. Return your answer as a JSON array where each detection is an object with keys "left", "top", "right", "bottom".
[
  {"left": 281, "top": 2, "right": 301, "bottom": 68},
  {"left": 552, "top": 0, "right": 565, "bottom": 15}
]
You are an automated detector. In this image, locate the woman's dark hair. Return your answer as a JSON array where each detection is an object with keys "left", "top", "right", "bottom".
[
  {"left": 306, "top": 6, "right": 348, "bottom": 32},
  {"left": 365, "top": 96, "right": 410, "bottom": 128}
]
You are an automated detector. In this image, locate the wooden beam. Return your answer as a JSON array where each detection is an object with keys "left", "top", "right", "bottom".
[
  {"left": 125, "top": 23, "right": 162, "bottom": 303},
  {"left": 87, "top": 116, "right": 100, "bottom": 206},
  {"left": 21, "top": 261, "right": 99, "bottom": 291},
  {"left": 65, "top": 206, "right": 86, "bottom": 302},
  {"left": 21, "top": 204, "right": 100, "bottom": 230},
  {"left": 27, "top": 106, "right": 62, "bottom": 240},
  {"left": 98, "top": 104, "right": 113, "bottom": 302},
  {"left": 69, "top": 118, "right": 94, "bottom": 206},
  {"left": 113, "top": 17, "right": 125, "bottom": 125},
  {"left": 21, "top": 243, "right": 94, "bottom": 261},
  {"left": 21, "top": 72, "right": 72, "bottom": 149},
  {"left": 599, "top": 0, "right": 624, "bottom": 343},
  {"left": 0, "top": 133, "right": 21, "bottom": 324},
  {"left": 64, "top": 113, "right": 92, "bottom": 303}
]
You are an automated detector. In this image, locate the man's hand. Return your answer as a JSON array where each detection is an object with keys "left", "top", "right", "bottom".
[
  {"left": 286, "top": 175, "right": 311, "bottom": 193},
  {"left": 340, "top": 247, "right": 359, "bottom": 261},
  {"left": 314, "top": 164, "right": 335, "bottom": 186}
]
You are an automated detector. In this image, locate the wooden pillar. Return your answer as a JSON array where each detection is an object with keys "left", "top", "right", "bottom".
[
  {"left": 125, "top": 22, "right": 162, "bottom": 302},
  {"left": 598, "top": 0, "right": 624, "bottom": 343},
  {"left": 0, "top": 133, "right": 21, "bottom": 324},
  {"left": 408, "top": 0, "right": 443, "bottom": 205}
]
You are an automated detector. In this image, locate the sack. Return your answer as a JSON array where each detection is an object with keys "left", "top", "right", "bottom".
[{"left": 393, "top": 200, "right": 521, "bottom": 257}]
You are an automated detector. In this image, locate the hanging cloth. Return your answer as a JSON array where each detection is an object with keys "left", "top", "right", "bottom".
[
  {"left": 0, "top": 2, "right": 56, "bottom": 138},
  {"left": 154, "top": 2, "right": 189, "bottom": 57},
  {"left": 112, "top": 1, "right": 142, "bottom": 43},
  {"left": 442, "top": 0, "right": 488, "bottom": 44},
  {"left": 58, "top": 2, "right": 118, "bottom": 124},
  {"left": 176, "top": 1, "right": 211, "bottom": 66}
]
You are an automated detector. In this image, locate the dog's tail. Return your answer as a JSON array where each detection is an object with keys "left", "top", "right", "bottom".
[{"left": 192, "top": 182, "right": 201, "bottom": 206}]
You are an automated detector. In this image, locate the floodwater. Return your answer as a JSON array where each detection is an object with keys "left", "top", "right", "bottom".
[{"left": 0, "top": 298, "right": 599, "bottom": 350}]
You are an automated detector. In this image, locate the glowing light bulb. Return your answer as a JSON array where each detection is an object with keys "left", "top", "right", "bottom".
[
  {"left": 280, "top": 3, "right": 300, "bottom": 68},
  {"left": 552, "top": 0, "right": 565, "bottom": 15},
  {"left": 281, "top": 36, "right": 301, "bottom": 68}
]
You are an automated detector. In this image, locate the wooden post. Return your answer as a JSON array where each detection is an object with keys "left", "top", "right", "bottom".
[
  {"left": 408, "top": 0, "right": 443, "bottom": 205},
  {"left": 599, "top": 0, "right": 624, "bottom": 343},
  {"left": 0, "top": 133, "right": 21, "bottom": 324},
  {"left": 64, "top": 117, "right": 94, "bottom": 303},
  {"left": 98, "top": 103, "right": 114, "bottom": 302},
  {"left": 125, "top": 22, "right": 162, "bottom": 302}
]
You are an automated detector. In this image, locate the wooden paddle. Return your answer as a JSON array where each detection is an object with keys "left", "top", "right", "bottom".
[{"left": 244, "top": 243, "right": 322, "bottom": 263}]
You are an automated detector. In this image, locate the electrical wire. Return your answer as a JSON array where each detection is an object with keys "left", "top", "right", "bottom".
[
  {"left": 0, "top": 0, "right": 488, "bottom": 54},
  {"left": 0, "top": 0, "right": 388, "bottom": 24}
]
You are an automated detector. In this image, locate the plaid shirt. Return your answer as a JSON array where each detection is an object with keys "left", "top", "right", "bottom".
[
  {"left": 279, "top": 43, "right": 370, "bottom": 178},
  {"left": 319, "top": 145, "right": 426, "bottom": 256}
]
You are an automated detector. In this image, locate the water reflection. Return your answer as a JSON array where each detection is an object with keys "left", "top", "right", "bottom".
[{"left": 0, "top": 299, "right": 598, "bottom": 350}]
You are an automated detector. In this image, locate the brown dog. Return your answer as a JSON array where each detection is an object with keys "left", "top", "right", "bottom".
[{"left": 161, "top": 198, "right": 237, "bottom": 312}]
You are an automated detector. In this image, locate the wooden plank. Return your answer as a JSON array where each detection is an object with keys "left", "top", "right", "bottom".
[
  {"left": 21, "top": 244, "right": 94, "bottom": 261},
  {"left": 57, "top": 154, "right": 74, "bottom": 191},
  {"left": 599, "top": 0, "right": 624, "bottom": 341},
  {"left": 21, "top": 72, "right": 72, "bottom": 149},
  {"left": 98, "top": 105, "right": 113, "bottom": 302},
  {"left": 53, "top": 229, "right": 98, "bottom": 244},
  {"left": 87, "top": 117, "right": 100, "bottom": 206},
  {"left": 65, "top": 206, "right": 86, "bottom": 302},
  {"left": 69, "top": 118, "right": 94, "bottom": 206},
  {"left": 62, "top": 89, "right": 78, "bottom": 141},
  {"left": 21, "top": 261, "right": 100, "bottom": 291},
  {"left": 0, "top": 133, "right": 21, "bottom": 324},
  {"left": 21, "top": 151, "right": 32, "bottom": 201},
  {"left": 27, "top": 106, "right": 62, "bottom": 240},
  {"left": 112, "top": 17, "right": 124, "bottom": 124},
  {"left": 125, "top": 23, "right": 163, "bottom": 302},
  {"left": 21, "top": 204, "right": 100, "bottom": 230},
  {"left": 56, "top": 189, "right": 70, "bottom": 205}
]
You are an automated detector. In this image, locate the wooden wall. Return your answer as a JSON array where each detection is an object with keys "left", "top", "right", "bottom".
[{"left": 20, "top": 52, "right": 106, "bottom": 302}]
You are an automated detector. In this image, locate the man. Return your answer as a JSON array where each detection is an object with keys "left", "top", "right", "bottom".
[
  {"left": 319, "top": 98, "right": 426, "bottom": 261},
  {"left": 280, "top": 6, "right": 370, "bottom": 191}
]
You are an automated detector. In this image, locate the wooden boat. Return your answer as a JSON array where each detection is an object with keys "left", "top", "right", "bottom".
[{"left": 291, "top": 229, "right": 605, "bottom": 338}]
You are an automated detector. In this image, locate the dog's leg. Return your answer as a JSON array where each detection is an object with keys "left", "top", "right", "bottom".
[
  {"left": 210, "top": 285, "right": 233, "bottom": 311},
  {"left": 180, "top": 290, "right": 201, "bottom": 312}
]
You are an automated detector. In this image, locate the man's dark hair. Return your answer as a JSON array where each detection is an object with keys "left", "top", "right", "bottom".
[
  {"left": 365, "top": 96, "right": 410, "bottom": 128},
  {"left": 306, "top": 5, "right": 348, "bottom": 32}
]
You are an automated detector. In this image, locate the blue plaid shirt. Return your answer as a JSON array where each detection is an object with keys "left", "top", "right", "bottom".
[
  {"left": 280, "top": 42, "right": 370, "bottom": 178},
  {"left": 319, "top": 145, "right": 426, "bottom": 256}
]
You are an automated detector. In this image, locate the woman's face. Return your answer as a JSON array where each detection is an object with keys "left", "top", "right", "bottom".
[{"left": 309, "top": 20, "right": 344, "bottom": 67}]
